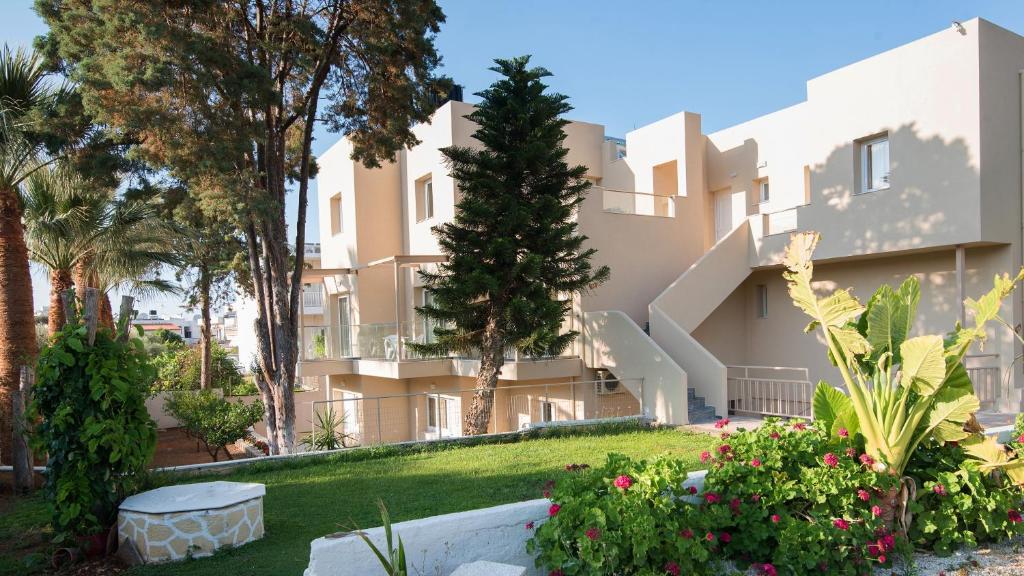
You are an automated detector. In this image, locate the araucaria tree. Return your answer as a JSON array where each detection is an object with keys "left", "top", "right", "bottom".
[
  {"left": 415, "top": 57, "right": 609, "bottom": 435},
  {"left": 38, "top": 0, "right": 447, "bottom": 453}
]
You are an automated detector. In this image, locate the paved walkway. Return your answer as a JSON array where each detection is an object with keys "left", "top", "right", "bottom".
[{"left": 685, "top": 411, "right": 1019, "bottom": 435}]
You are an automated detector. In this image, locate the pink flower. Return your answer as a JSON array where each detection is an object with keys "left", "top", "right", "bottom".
[
  {"left": 549, "top": 571, "right": 563, "bottom": 576},
  {"left": 770, "top": 514, "right": 781, "bottom": 523},
  {"left": 838, "top": 428, "right": 849, "bottom": 438},
  {"left": 719, "top": 532, "right": 732, "bottom": 543},
  {"left": 664, "top": 561, "right": 680, "bottom": 576},
  {"left": 613, "top": 475, "right": 633, "bottom": 490},
  {"left": 859, "top": 453, "right": 875, "bottom": 467},
  {"left": 700, "top": 450, "right": 712, "bottom": 463},
  {"left": 871, "top": 505, "right": 882, "bottom": 517},
  {"left": 1009, "top": 510, "right": 1023, "bottom": 523},
  {"left": 704, "top": 492, "right": 721, "bottom": 504},
  {"left": 751, "top": 458, "right": 762, "bottom": 468},
  {"left": 933, "top": 484, "right": 947, "bottom": 496},
  {"left": 857, "top": 489, "right": 871, "bottom": 502},
  {"left": 833, "top": 518, "right": 850, "bottom": 531},
  {"left": 792, "top": 422, "right": 807, "bottom": 431},
  {"left": 548, "top": 504, "right": 560, "bottom": 517},
  {"left": 845, "top": 447, "right": 857, "bottom": 458},
  {"left": 679, "top": 528, "right": 694, "bottom": 539},
  {"left": 718, "top": 444, "right": 732, "bottom": 455},
  {"left": 823, "top": 453, "right": 839, "bottom": 468},
  {"left": 751, "top": 493, "right": 762, "bottom": 502},
  {"left": 730, "top": 498, "right": 742, "bottom": 514},
  {"left": 585, "top": 527, "right": 600, "bottom": 541},
  {"left": 769, "top": 431, "right": 781, "bottom": 440},
  {"left": 714, "top": 418, "right": 730, "bottom": 429},
  {"left": 1017, "top": 434, "right": 1024, "bottom": 443},
  {"left": 525, "top": 521, "right": 535, "bottom": 529},
  {"left": 878, "top": 555, "right": 887, "bottom": 564},
  {"left": 543, "top": 489, "right": 551, "bottom": 498},
  {"left": 688, "top": 486, "right": 698, "bottom": 495},
  {"left": 705, "top": 532, "right": 715, "bottom": 542},
  {"left": 759, "top": 564, "right": 778, "bottom": 576}
]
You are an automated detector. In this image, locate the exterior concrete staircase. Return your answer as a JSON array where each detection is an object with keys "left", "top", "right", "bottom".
[{"left": 687, "top": 387, "right": 719, "bottom": 423}]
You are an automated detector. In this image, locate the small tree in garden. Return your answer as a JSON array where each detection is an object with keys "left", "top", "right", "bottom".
[
  {"left": 30, "top": 293, "right": 156, "bottom": 541},
  {"left": 414, "top": 57, "right": 609, "bottom": 435},
  {"left": 164, "top": 391, "right": 263, "bottom": 462},
  {"left": 784, "top": 232, "right": 1024, "bottom": 528}
]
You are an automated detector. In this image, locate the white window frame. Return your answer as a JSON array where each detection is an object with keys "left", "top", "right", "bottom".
[
  {"left": 426, "top": 395, "right": 454, "bottom": 433},
  {"left": 540, "top": 400, "right": 554, "bottom": 423},
  {"left": 859, "top": 134, "right": 891, "bottom": 194},
  {"left": 756, "top": 284, "right": 768, "bottom": 319},
  {"left": 417, "top": 177, "right": 434, "bottom": 223},
  {"left": 758, "top": 179, "right": 769, "bottom": 204}
]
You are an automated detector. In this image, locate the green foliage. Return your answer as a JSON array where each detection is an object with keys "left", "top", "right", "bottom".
[
  {"left": 356, "top": 501, "right": 408, "bottom": 576},
  {"left": 150, "top": 341, "right": 244, "bottom": 393},
  {"left": 785, "top": 232, "right": 1023, "bottom": 479},
  {"left": 300, "top": 407, "right": 355, "bottom": 451},
  {"left": 529, "top": 453, "right": 711, "bottom": 576},
  {"left": 164, "top": 390, "right": 263, "bottom": 462},
  {"left": 414, "top": 56, "right": 609, "bottom": 360},
  {"left": 906, "top": 441, "right": 1024, "bottom": 554},
  {"left": 29, "top": 320, "right": 157, "bottom": 540}
]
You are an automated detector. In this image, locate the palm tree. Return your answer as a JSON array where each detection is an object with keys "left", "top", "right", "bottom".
[
  {"left": 22, "top": 164, "right": 179, "bottom": 335},
  {"left": 0, "top": 46, "right": 61, "bottom": 479}
]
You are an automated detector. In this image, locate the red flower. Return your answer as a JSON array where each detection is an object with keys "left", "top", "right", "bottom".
[
  {"left": 687, "top": 486, "right": 698, "bottom": 495},
  {"left": 679, "top": 528, "right": 694, "bottom": 539},
  {"left": 878, "top": 555, "right": 887, "bottom": 564},
  {"left": 751, "top": 493, "right": 762, "bottom": 502},
  {"left": 769, "top": 431, "right": 781, "bottom": 439},
  {"left": 548, "top": 504, "right": 561, "bottom": 517},
  {"left": 719, "top": 532, "right": 732, "bottom": 543},
  {"left": 613, "top": 475, "right": 633, "bottom": 490},
  {"left": 549, "top": 571, "right": 563, "bottom": 576},
  {"left": 704, "top": 492, "right": 721, "bottom": 504},
  {"left": 845, "top": 447, "right": 857, "bottom": 458},
  {"left": 730, "top": 498, "right": 741, "bottom": 514},
  {"left": 705, "top": 532, "right": 715, "bottom": 542},
  {"left": 833, "top": 518, "right": 850, "bottom": 530},
  {"left": 759, "top": 564, "right": 778, "bottom": 576},
  {"left": 714, "top": 418, "right": 730, "bottom": 429},
  {"left": 770, "top": 514, "right": 781, "bottom": 523},
  {"left": 933, "top": 484, "right": 947, "bottom": 496},
  {"left": 792, "top": 422, "right": 807, "bottom": 431},
  {"left": 859, "top": 453, "right": 875, "bottom": 467},
  {"left": 585, "top": 527, "right": 600, "bottom": 541},
  {"left": 543, "top": 489, "right": 551, "bottom": 498},
  {"left": 857, "top": 489, "right": 871, "bottom": 502},
  {"left": 717, "top": 444, "right": 732, "bottom": 455},
  {"left": 823, "top": 453, "right": 839, "bottom": 468},
  {"left": 751, "top": 458, "right": 762, "bottom": 468},
  {"left": 871, "top": 505, "right": 882, "bottom": 517},
  {"left": 1009, "top": 510, "right": 1022, "bottom": 523},
  {"left": 664, "top": 561, "right": 680, "bottom": 576},
  {"left": 525, "top": 521, "right": 535, "bottom": 529},
  {"left": 1017, "top": 434, "right": 1024, "bottom": 443},
  {"left": 838, "top": 427, "right": 849, "bottom": 438},
  {"left": 720, "top": 432, "right": 731, "bottom": 439},
  {"left": 700, "top": 450, "right": 712, "bottom": 463}
]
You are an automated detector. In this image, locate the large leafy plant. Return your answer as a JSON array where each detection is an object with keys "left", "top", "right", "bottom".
[{"left": 784, "top": 232, "right": 1024, "bottom": 482}]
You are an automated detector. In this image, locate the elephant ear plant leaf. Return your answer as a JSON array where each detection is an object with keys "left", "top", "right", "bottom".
[{"left": 784, "top": 231, "right": 1024, "bottom": 483}]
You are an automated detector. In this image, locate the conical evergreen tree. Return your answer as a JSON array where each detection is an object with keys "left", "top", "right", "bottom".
[{"left": 415, "top": 56, "right": 609, "bottom": 435}]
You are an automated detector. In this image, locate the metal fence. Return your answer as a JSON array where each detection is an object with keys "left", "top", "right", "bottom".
[
  {"left": 965, "top": 354, "right": 1001, "bottom": 410},
  {"left": 727, "top": 365, "right": 814, "bottom": 419},
  {"left": 305, "top": 378, "right": 644, "bottom": 448}
]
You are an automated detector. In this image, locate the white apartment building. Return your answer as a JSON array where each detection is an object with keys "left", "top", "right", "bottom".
[{"left": 299, "top": 18, "right": 1024, "bottom": 443}]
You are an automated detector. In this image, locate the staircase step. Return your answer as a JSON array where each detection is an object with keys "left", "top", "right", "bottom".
[
  {"left": 687, "top": 387, "right": 696, "bottom": 400},
  {"left": 687, "top": 405, "right": 718, "bottom": 424},
  {"left": 689, "top": 396, "right": 705, "bottom": 410}
]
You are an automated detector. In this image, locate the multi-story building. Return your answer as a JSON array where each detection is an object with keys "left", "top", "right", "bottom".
[{"left": 299, "top": 18, "right": 1024, "bottom": 444}]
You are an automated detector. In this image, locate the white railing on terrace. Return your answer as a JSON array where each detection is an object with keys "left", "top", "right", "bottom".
[
  {"left": 965, "top": 354, "right": 1001, "bottom": 410},
  {"left": 761, "top": 206, "right": 800, "bottom": 236},
  {"left": 726, "top": 365, "right": 813, "bottom": 419},
  {"left": 302, "top": 286, "right": 325, "bottom": 311},
  {"left": 601, "top": 188, "right": 675, "bottom": 218},
  {"left": 310, "top": 378, "right": 645, "bottom": 446}
]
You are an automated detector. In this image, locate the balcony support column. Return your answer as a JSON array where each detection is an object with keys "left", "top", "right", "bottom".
[
  {"left": 956, "top": 245, "right": 966, "bottom": 328},
  {"left": 394, "top": 261, "right": 403, "bottom": 360}
]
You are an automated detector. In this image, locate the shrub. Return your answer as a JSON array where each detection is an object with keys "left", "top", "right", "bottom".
[
  {"left": 30, "top": 320, "right": 157, "bottom": 541},
  {"left": 164, "top": 390, "right": 263, "bottom": 461},
  {"left": 150, "top": 340, "right": 243, "bottom": 393},
  {"left": 528, "top": 453, "right": 713, "bottom": 576}
]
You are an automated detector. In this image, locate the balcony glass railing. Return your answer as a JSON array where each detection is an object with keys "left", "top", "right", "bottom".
[{"left": 602, "top": 188, "right": 675, "bottom": 217}]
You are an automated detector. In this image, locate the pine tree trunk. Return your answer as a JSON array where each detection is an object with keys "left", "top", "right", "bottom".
[
  {"left": 0, "top": 185, "right": 38, "bottom": 478},
  {"left": 48, "top": 268, "right": 73, "bottom": 335},
  {"left": 464, "top": 317, "right": 503, "bottom": 435},
  {"left": 199, "top": 267, "right": 212, "bottom": 390}
]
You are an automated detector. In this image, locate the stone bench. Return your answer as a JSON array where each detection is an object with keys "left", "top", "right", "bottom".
[{"left": 117, "top": 481, "right": 265, "bottom": 564}]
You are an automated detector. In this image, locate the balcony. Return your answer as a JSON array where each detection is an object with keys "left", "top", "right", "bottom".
[
  {"left": 601, "top": 188, "right": 675, "bottom": 218},
  {"left": 302, "top": 286, "right": 325, "bottom": 314}
]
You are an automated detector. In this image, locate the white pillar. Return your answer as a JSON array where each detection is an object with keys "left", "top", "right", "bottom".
[{"left": 956, "top": 245, "right": 966, "bottom": 328}]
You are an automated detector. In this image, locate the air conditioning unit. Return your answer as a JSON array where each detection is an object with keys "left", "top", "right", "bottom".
[{"left": 594, "top": 370, "right": 622, "bottom": 395}]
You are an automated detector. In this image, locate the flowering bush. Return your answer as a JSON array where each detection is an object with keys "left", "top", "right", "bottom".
[
  {"left": 699, "top": 419, "right": 903, "bottom": 575},
  {"left": 906, "top": 441, "right": 1024, "bottom": 554},
  {"left": 527, "top": 453, "right": 716, "bottom": 575}
]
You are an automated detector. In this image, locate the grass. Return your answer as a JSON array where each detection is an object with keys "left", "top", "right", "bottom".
[{"left": 0, "top": 425, "right": 713, "bottom": 576}]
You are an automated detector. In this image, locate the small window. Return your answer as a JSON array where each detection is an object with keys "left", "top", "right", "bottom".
[
  {"left": 330, "top": 194, "right": 343, "bottom": 235},
  {"left": 859, "top": 134, "right": 890, "bottom": 193},
  {"left": 416, "top": 177, "right": 434, "bottom": 222},
  {"left": 183, "top": 326, "right": 193, "bottom": 339},
  {"left": 758, "top": 179, "right": 770, "bottom": 203},
  {"left": 427, "top": 396, "right": 437, "bottom": 428},
  {"left": 756, "top": 284, "right": 768, "bottom": 318},
  {"left": 540, "top": 401, "right": 554, "bottom": 422}
]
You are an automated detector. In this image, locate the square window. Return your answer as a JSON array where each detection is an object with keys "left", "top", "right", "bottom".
[
  {"left": 859, "top": 134, "right": 890, "bottom": 193},
  {"left": 756, "top": 284, "right": 768, "bottom": 318}
]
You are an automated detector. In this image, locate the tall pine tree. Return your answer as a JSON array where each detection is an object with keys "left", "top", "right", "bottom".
[{"left": 416, "top": 56, "right": 609, "bottom": 435}]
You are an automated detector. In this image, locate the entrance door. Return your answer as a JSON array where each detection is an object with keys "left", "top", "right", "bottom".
[
  {"left": 714, "top": 188, "right": 746, "bottom": 242},
  {"left": 338, "top": 295, "right": 352, "bottom": 357}
]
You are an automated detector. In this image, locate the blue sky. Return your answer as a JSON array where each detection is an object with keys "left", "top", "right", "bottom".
[{"left": 5, "top": 1, "right": 1024, "bottom": 315}]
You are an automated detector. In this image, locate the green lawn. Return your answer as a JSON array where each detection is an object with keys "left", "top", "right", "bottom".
[{"left": 0, "top": 426, "right": 713, "bottom": 576}]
